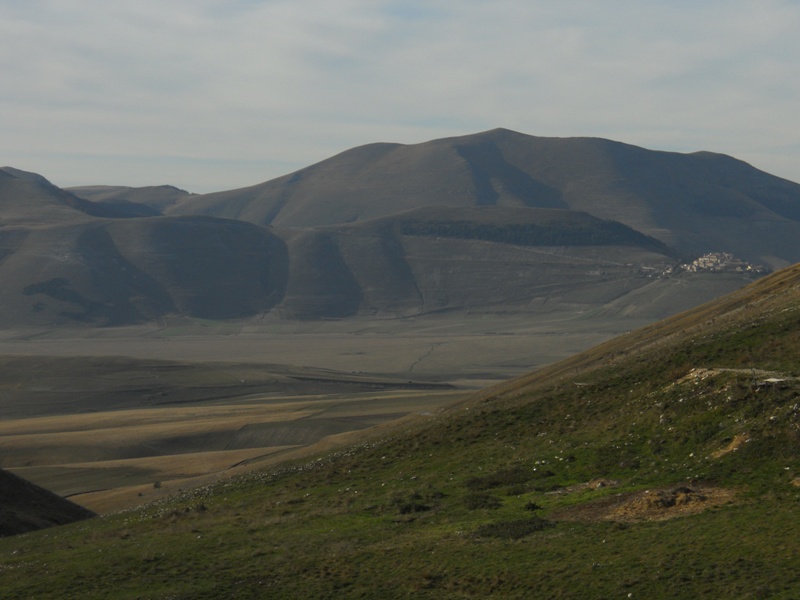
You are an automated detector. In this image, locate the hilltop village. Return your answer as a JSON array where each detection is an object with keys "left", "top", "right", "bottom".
[
  {"left": 639, "top": 252, "right": 769, "bottom": 279},
  {"left": 677, "top": 252, "right": 770, "bottom": 274}
]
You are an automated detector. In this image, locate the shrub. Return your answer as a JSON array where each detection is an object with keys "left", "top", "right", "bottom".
[
  {"left": 465, "top": 467, "right": 543, "bottom": 491},
  {"left": 474, "top": 516, "right": 554, "bottom": 540},
  {"left": 464, "top": 493, "right": 502, "bottom": 510}
]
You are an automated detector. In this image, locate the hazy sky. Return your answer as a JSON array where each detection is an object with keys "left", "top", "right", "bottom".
[{"left": 2, "top": 1, "right": 799, "bottom": 193}]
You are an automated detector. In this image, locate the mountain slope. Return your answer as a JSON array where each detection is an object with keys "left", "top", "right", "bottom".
[
  {"left": 283, "top": 207, "right": 676, "bottom": 318},
  {"left": 4, "top": 127, "right": 797, "bottom": 328},
  {"left": 0, "top": 169, "right": 291, "bottom": 326},
  {"left": 0, "top": 469, "right": 95, "bottom": 538},
  {"left": 1, "top": 264, "right": 799, "bottom": 597},
  {"left": 166, "top": 128, "right": 800, "bottom": 267},
  {"left": 273, "top": 206, "right": 696, "bottom": 320},
  {"left": 0, "top": 216, "right": 288, "bottom": 326}
]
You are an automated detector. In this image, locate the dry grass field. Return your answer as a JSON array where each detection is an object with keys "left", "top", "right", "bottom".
[
  {"left": 2, "top": 387, "right": 465, "bottom": 513},
  {"left": 0, "top": 329, "right": 476, "bottom": 514}
]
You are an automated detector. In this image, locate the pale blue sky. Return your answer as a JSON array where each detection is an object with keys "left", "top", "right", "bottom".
[{"left": 2, "top": 1, "right": 799, "bottom": 192}]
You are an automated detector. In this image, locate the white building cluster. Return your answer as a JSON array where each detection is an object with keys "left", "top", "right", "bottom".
[{"left": 680, "top": 252, "right": 768, "bottom": 274}]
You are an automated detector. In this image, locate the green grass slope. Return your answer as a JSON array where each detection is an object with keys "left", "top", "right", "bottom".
[{"left": 1, "top": 266, "right": 800, "bottom": 598}]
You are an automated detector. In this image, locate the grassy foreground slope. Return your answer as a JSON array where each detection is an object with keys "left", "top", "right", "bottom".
[{"left": 2, "top": 267, "right": 800, "bottom": 598}]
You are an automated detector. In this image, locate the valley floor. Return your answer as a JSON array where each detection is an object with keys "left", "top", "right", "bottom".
[{"left": 0, "top": 312, "right": 648, "bottom": 382}]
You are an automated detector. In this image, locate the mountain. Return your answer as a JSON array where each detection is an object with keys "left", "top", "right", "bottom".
[
  {"left": 2, "top": 262, "right": 799, "bottom": 596},
  {"left": 0, "top": 468, "right": 95, "bottom": 538},
  {"left": 0, "top": 168, "right": 289, "bottom": 326},
  {"left": 3, "top": 127, "right": 799, "bottom": 327},
  {"left": 166, "top": 128, "right": 800, "bottom": 268}
]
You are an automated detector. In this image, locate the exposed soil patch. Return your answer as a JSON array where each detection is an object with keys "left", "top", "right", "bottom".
[
  {"left": 552, "top": 484, "right": 736, "bottom": 523},
  {"left": 665, "top": 367, "right": 791, "bottom": 391},
  {"left": 711, "top": 432, "right": 750, "bottom": 459}
]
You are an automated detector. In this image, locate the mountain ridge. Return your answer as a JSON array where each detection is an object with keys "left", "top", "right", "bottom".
[{"left": 163, "top": 129, "right": 800, "bottom": 268}]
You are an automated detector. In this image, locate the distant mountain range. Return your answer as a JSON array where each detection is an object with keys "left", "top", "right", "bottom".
[{"left": 2, "top": 128, "right": 799, "bottom": 326}]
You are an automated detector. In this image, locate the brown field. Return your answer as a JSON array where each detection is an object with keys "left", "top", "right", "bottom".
[{"left": 3, "top": 389, "right": 465, "bottom": 513}]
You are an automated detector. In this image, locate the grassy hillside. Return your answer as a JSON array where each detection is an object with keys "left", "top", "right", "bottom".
[
  {"left": 393, "top": 205, "right": 676, "bottom": 254},
  {"left": 1, "top": 267, "right": 799, "bottom": 596},
  {"left": 0, "top": 168, "right": 95, "bottom": 226},
  {"left": 1, "top": 175, "right": 706, "bottom": 326}
]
